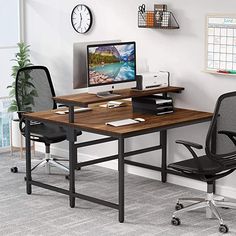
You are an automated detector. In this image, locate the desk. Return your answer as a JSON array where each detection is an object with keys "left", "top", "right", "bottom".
[
  {"left": 54, "top": 86, "right": 184, "bottom": 106},
  {"left": 23, "top": 87, "right": 212, "bottom": 222}
]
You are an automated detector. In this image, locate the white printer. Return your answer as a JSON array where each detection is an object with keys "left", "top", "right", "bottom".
[{"left": 136, "top": 71, "right": 170, "bottom": 90}]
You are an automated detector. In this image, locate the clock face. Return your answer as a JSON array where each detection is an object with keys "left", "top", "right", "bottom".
[{"left": 71, "top": 4, "right": 93, "bottom": 34}]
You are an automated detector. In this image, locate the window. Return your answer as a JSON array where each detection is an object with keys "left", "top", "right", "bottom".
[
  {"left": 0, "top": 98, "right": 12, "bottom": 150},
  {"left": 0, "top": 0, "right": 22, "bottom": 48},
  {"left": 0, "top": 0, "right": 23, "bottom": 151}
]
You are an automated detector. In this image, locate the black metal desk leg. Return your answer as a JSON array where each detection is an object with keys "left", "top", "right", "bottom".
[
  {"left": 118, "top": 137, "right": 124, "bottom": 223},
  {"left": 68, "top": 129, "right": 77, "bottom": 208},
  {"left": 69, "top": 105, "right": 74, "bottom": 123},
  {"left": 25, "top": 119, "right": 32, "bottom": 194},
  {"left": 163, "top": 92, "right": 168, "bottom": 98},
  {"left": 160, "top": 130, "right": 167, "bottom": 183}
]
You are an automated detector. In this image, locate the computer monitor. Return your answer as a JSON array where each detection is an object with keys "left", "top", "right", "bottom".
[
  {"left": 73, "top": 40, "right": 121, "bottom": 89},
  {"left": 87, "top": 41, "right": 136, "bottom": 97}
]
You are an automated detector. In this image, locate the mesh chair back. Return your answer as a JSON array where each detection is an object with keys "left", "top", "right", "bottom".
[
  {"left": 206, "top": 91, "right": 236, "bottom": 163},
  {"left": 16, "top": 66, "right": 57, "bottom": 113}
]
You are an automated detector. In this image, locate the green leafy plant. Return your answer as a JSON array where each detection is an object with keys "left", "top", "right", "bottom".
[{"left": 7, "top": 42, "right": 37, "bottom": 112}]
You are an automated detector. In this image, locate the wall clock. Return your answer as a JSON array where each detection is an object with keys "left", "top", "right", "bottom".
[{"left": 71, "top": 4, "right": 93, "bottom": 34}]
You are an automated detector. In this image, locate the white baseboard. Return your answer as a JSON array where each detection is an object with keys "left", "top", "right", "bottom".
[{"left": 36, "top": 143, "right": 236, "bottom": 200}]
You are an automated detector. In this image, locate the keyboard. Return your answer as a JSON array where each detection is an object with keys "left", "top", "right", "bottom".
[
  {"left": 55, "top": 107, "right": 92, "bottom": 115},
  {"left": 105, "top": 119, "right": 139, "bottom": 127},
  {"left": 64, "top": 107, "right": 92, "bottom": 113}
]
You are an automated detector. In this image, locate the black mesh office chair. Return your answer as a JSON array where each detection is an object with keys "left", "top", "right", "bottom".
[
  {"left": 11, "top": 66, "right": 81, "bottom": 174},
  {"left": 169, "top": 91, "right": 236, "bottom": 234}
]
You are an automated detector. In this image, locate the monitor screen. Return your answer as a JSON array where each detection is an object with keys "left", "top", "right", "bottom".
[{"left": 87, "top": 42, "right": 136, "bottom": 87}]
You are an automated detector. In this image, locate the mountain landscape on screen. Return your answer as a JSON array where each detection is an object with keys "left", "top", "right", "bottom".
[{"left": 88, "top": 44, "right": 135, "bottom": 85}]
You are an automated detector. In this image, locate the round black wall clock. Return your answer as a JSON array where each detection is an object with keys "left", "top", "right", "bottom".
[{"left": 71, "top": 4, "right": 93, "bottom": 34}]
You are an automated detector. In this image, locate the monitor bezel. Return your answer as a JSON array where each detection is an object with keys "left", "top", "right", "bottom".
[{"left": 87, "top": 41, "right": 136, "bottom": 88}]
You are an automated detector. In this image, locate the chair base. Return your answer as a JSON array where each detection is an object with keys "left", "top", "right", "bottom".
[
  {"left": 31, "top": 154, "right": 69, "bottom": 173},
  {"left": 172, "top": 193, "right": 236, "bottom": 233}
]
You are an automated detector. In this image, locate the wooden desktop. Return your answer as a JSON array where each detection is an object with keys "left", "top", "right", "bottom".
[
  {"left": 23, "top": 86, "right": 213, "bottom": 223},
  {"left": 53, "top": 86, "right": 184, "bottom": 106}
]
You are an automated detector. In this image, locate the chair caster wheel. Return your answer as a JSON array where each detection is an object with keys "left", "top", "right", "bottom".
[
  {"left": 65, "top": 175, "right": 70, "bottom": 180},
  {"left": 171, "top": 217, "right": 181, "bottom": 226},
  {"left": 175, "top": 203, "right": 184, "bottom": 210},
  {"left": 219, "top": 224, "right": 229, "bottom": 233},
  {"left": 24, "top": 176, "right": 27, "bottom": 181},
  {"left": 11, "top": 167, "right": 18, "bottom": 173}
]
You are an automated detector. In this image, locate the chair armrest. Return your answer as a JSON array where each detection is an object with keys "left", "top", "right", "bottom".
[
  {"left": 16, "top": 111, "right": 36, "bottom": 133},
  {"left": 17, "top": 111, "right": 26, "bottom": 133},
  {"left": 218, "top": 130, "right": 236, "bottom": 145},
  {"left": 58, "top": 104, "right": 67, "bottom": 107},
  {"left": 17, "top": 110, "right": 32, "bottom": 117},
  {"left": 218, "top": 130, "right": 236, "bottom": 136},
  {"left": 176, "top": 140, "right": 203, "bottom": 172},
  {"left": 176, "top": 140, "right": 203, "bottom": 149},
  {"left": 57, "top": 104, "right": 68, "bottom": 108},
  {"left": 17, "top": 110, "right": 29, "bottom": 115}
]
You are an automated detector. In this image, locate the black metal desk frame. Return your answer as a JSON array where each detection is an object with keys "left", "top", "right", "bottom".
[{"left": 25, "top": 92, "right": 212, "bottom": 223}]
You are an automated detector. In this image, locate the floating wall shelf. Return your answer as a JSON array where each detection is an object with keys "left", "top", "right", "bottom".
[{"left": 138, "top": 10, "right": 179, "bottom": 29}]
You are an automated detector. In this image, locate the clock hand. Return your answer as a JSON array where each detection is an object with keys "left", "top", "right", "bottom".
[{"left": 79, "top": 13, "right": 82, "bottom": 28}]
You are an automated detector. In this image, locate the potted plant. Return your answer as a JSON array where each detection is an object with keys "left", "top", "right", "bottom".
[
  {"left": 7, "top": 42, "right": 33, "bottom": 112},
  {"left": 7, "top": 42, "right": 34, "bottom": 151}
]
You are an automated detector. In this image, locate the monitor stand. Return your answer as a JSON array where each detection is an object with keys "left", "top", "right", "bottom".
[{"left": 96, "top": 91, "right": 121, "bottom": 98}]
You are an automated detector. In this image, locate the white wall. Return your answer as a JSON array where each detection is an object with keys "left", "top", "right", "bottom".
[{"left": 26, "top": 0, "right": 236, "bottom": 198}]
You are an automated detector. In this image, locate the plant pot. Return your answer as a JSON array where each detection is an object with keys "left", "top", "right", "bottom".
[
  {"left": 10, "top": 119, "right": 35, "bottom": 159},
  {"left": 11, "top": 119, "right": 25, "bottom": 148}
]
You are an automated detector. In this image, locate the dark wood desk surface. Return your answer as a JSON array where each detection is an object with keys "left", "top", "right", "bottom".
[
  {"left": 53, "top": 86, "right": 184, "bottom": 106},
  {"left": 24, "top": 100, "right": 213, "bottom": 223},
  {"left": 24, "top": 103, "right": 212, "bottom": 138}
]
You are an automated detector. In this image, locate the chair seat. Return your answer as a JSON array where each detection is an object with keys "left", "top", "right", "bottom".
[
  {"left": 168, "top": 156, "right": 222, "bottom": 175},
  {"left": 23, "top": 123, "right": 82, "bottom": 144}
]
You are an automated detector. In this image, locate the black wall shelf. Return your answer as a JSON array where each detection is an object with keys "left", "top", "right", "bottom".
[{"left": 138, "top": 10, "right": 179, "bottom": 29}]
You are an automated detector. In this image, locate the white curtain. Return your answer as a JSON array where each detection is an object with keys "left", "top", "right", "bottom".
[
  {"left": 0, "top": 0, "right": 20, "bottom": 47},
  {"left": 0, "top": 0, "right": 23, "bottom": 149}
]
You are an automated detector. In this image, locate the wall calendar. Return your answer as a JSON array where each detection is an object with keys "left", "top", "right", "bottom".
[{"left": 206, "top": 15, "right": 236, "bottom": 74}]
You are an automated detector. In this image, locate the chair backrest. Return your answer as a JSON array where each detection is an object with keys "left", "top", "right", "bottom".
[
  {"left": 15, "top": 66, "right": 57, "bottom": 113},
  {"left": 206, "top": 91, "right": 236, "bottom": 163}
]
